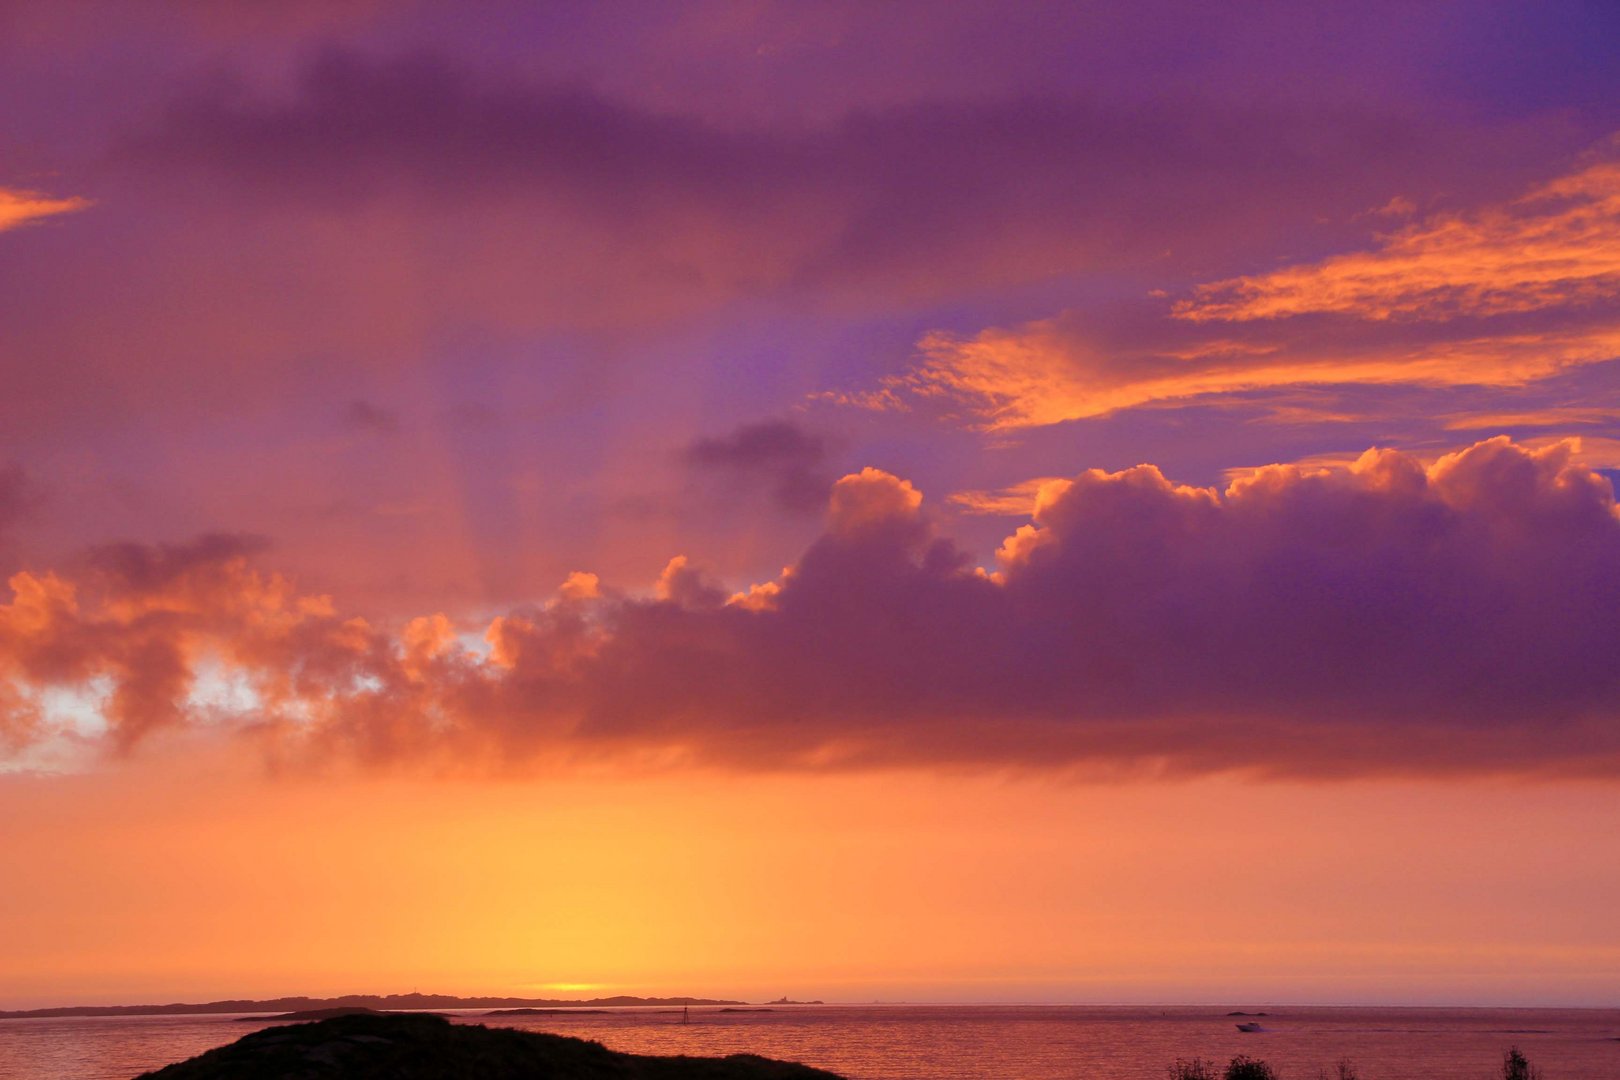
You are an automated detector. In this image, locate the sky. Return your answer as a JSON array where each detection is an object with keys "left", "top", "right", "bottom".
[{"left": 3, "top": 0, "right": 1620, "bottom": 1008}]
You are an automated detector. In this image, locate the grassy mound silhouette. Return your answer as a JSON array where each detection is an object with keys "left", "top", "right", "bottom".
[{"left": 136, "top": 1012, "right": 846, "bottom": 1079}]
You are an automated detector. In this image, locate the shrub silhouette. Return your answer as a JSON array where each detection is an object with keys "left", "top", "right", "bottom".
[
  {"left": 1502, "top": 1046, "right": 1542, "bottom": 1080},
  {"left": 1166, "top": 1053, "right": 1276, "bottom": 1080},
  {"left": 1164, "top": 1045, "right": 1550, "bottom": 1079},
  {"left": 1224, "top": 1056, "right": 1278, "bottom": 1080}
]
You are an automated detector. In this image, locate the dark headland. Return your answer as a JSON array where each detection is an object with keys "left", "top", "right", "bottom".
[
  {"left": 135, "top": 1012, "right": 846, "bottom": 1079},
  {"left": 0, "top": 992, "right": 745, "bottom": 1020}
]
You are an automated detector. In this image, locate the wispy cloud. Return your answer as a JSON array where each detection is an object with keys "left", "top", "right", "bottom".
[
  {"left": 886, "top": 317, "right": 1620, "bottom": 431},
  {"left": 1441, "top": 406, "right": 1620, "bottom": 431},
  {"left": 1177, "top": 159, "right": 1620, "bottom": 323},
  {"left": 948, "top": 477, "right": 1067, "bottom": 516},
  {"left": 0, "top": 188, "right": 89, "bottom": 233},
  {"left": 853, "top": 149, "right": 1620, "bottom": 430}
]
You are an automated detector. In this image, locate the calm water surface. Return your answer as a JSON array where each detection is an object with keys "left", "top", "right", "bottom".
[{"left": 2, "top": 1005, "right": 1617, "bottom": 1079}]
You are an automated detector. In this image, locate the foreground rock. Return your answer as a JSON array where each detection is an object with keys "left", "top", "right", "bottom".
[{"left": 136, "top": 1012, "right": 847, "bottom": 1079}]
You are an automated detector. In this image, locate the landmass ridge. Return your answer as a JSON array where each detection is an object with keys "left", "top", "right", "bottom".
[{"left": 0, "top": 991, "right": 746, "bottom": 1020}]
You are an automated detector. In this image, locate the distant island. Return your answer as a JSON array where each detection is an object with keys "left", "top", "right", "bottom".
[
  {"left": 482, "top": 1007, "right": 613, "bottom": 1016},
  {"left": 136, "top": 1012, "right": 845, "bottom": 1079},
  {"left": 0, "top": 991, "right": 745, "bottom": 1020},
  {"left": 234, "top": 1007, "right": 412, "bottom": 1023}
]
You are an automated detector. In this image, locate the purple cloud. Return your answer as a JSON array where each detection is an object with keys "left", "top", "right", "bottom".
[
  {"left": 4, "top": 438, "right": 1618, "bottom": 778},
  {"left": 684, "top": 419, "right": 832, "bottom": 513}
]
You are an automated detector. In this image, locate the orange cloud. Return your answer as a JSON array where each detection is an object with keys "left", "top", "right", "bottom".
[
  {"left": 1519, "top": 434, "right": 1620, "bottom": 470},
  {"left": 655, "top": 556, "right": 726, "bottom": 611},
  {"left": 1177, "top": 159, "right": 1620, "bottom": 323},
  {"left": 891, "top": 321, "right": 1220, "bottom": 429},
  {"left": 1218, "top": 449, "right": 1376, "bottom": 487},
  {"left": 947, "top": 477, "right": 1068, "bottom": 516},
  {"left": 893, "top": 317, "right": 1620, "bottom": 430},
  {"left": 0, "top": 188, "right": 90, "bottom": 233},
  {"left": 851, "top": 150, "right": 1620, "bottom": 429},
  {"left": 1219, "top": 434, "right": 1620, "bottom": 482},
  {"left": 558, "top": 571, "right": 602, "bottom": 601},
  {"left": 827, "top": 467, "right": 923, "bottom": 536},
  {"left": 1441, "top": 406, "right": 1620, "bottom": 430}
]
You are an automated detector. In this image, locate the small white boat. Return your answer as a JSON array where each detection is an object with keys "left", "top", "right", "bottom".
[{"left": 1236, "top": 1022, "right": 1264, "bottom": 1032}]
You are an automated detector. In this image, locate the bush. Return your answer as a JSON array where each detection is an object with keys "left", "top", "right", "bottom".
[
  {"left": 1503, "top": 1046, "right": 1542, "bottom": 1080},
  {"left": 1224, "top": 1056, "right": 1279, "bottom": 1080}
]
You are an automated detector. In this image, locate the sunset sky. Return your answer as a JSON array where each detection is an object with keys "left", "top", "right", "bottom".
[{"left": 4, "top": 1, "right": 1620, "bottom": 1010}]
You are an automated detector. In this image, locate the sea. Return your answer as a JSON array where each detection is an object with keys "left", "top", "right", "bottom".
[{"left": 1, "top": 1004, "right": 1617, "bottom": 1080}]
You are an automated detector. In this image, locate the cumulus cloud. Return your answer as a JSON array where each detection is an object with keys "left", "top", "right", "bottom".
[
  {"left": 1, "top": 534, "right": 295, "bottom": 752},
  {"left": 2, "top": 439, "right": 1619, "bottom": 778}
]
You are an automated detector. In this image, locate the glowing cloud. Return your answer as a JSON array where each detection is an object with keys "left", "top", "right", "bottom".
[
  {"left": 867, "top": 151, "right": 1620, "bottom": 429},
  {"left": 1177, "top": 160, "right": 1620, "bottom": 323},
  {"left": 947, "top": 477, "right": 1068, "bottom": 517},
  {"left": 0, "top": 188, "right": 89, "bottom": 233},
  {"left": 891, "top": 318, "right": 1620, "bottom": 430}
]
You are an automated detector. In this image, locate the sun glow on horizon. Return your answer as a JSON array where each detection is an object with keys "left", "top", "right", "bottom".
[{"left": 5, "top": 3, "right": 1620, "bottom": 1027}]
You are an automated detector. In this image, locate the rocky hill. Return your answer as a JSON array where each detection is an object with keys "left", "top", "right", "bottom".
[{"left": 136, "top": 1012, "right": 846, "bottom": 1080}]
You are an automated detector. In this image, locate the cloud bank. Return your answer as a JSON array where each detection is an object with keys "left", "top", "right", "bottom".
[
  {"left": 2, "top": 438, "right": 1617, "bottom": 778},
  {"left": 113, "top": 48, "right": 1556, "bottom": 320}
]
